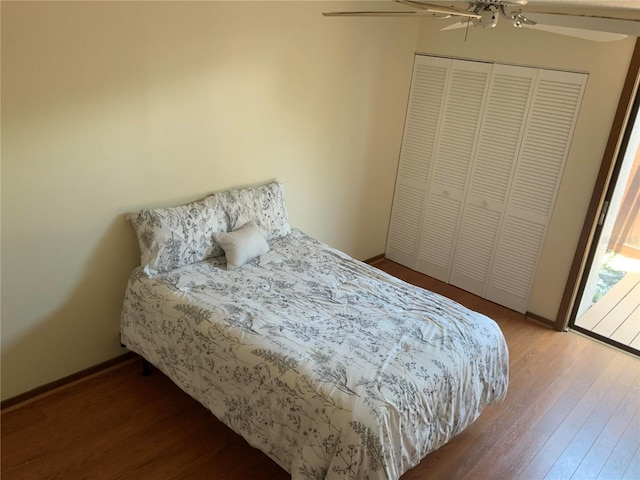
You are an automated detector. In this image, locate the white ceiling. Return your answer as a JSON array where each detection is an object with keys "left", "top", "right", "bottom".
[{"left": 525, "top": 0, "right": 638, "bottom": 8}]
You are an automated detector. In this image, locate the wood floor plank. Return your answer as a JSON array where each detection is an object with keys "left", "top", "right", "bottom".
[
  {"left": 622, "top": 445, "right": 640, "bottom": 480},
  {"left": 542, "top": 355, "right": 638, "bottom": 479},
  {"left": 460, "top": 332, "right": 612, "bottom": 480},
  {"left": 573, "top": 369, "right": 640, "bottom": 480},
  {"left": 516, "top": 352, "right": 630, "bottom": 480},
  {"left": 2, "top": 260, "right": 638, "bottom": 480},
  {"left": 444, "top": 332, "right": 578, "bottom": 477},
  {"left": 597, "top": 410, "right": 640, "bottom": 480}
]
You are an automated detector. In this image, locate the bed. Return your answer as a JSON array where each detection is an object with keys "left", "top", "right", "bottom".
[{"left": 121, "top": 181, "right": 509, "bottom": 480}]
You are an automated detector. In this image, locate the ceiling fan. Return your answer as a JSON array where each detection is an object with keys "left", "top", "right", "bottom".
[{"left": 322, "top": 0, "right": 640, "bottom": 41}]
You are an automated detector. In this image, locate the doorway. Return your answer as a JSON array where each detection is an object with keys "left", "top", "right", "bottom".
[{"left": 570, "top": 94, "right": 640, "bottom": 356}]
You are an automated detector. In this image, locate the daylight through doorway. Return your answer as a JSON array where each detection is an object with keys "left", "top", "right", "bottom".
[{"left": 571, "top": 98, "right": 640, "bottom": 355}]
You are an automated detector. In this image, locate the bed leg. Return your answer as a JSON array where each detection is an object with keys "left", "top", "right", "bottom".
[{"left": 142, "top": 359, "right": 152, "bottom": 377}]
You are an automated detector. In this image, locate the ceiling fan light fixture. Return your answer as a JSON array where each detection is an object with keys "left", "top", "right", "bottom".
[
  {"left": 511, "top": 12, "right": 536, "bottom": 28},
  {"left": 478, "top": 7, "right": 499, "bottom": 28}
]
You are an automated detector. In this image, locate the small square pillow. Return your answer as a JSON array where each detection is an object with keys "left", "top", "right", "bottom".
[
  {"left": 212, "top": 220, "right": 269, "bottom": 268},
  {"left": 129, "top": 195, "right": 227, "bottom": 276}
]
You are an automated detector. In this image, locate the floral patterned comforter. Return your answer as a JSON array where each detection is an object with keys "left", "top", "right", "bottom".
[{"left": 120, "top": 230, "right": 509, "bottom": 480}]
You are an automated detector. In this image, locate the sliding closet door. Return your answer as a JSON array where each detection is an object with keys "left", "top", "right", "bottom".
[
  {"left": 486, "top": 69, "right": 587, "bottom": 312},
  {"left": 415, "top": 60, "right": 491, "bottom": 282},
  {"left": 449, "top": 65, "right": 537, "bottom": 297},
  {"left": 386, "top": 56, "right": 450, "bottom": 266},
  {"left": 386, "top": 55, "right": 586, "bottom": 314}
]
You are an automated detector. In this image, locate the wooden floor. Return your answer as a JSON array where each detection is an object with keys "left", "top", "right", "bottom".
[
  {"left": 575, "top": 272, "right": 640, "bottom": 351},
  {"left": 2, "top": 259, "right": 639, "bottom": 480}
]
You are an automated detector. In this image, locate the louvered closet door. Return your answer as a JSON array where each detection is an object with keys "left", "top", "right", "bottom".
[
  {"left": 449, "top": 65, "right": 537, "bottom": 297},
  {"left": 415, "top": 60, "right": 491, "bottom": 282},
  {"left": 386, "top": 56, "right": 451, "bottom": 266},
  {"left": 387, "top": 56, "right": 586, "bottom": 314},
  {"left": 485, "top": 69, "right": 587, "bottom": 313}
]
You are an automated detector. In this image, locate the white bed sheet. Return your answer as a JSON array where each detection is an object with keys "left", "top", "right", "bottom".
[{"left": 121, "top": 229, "right": 508, "bottom": 480}]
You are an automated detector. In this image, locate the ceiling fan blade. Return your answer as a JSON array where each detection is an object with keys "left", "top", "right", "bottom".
[
  {"left": 523, "top": 12, "right": 640, "bottom": 36},
  {"left": 440, "top": 20, "right": 474, "bottom": 31},
  {"left": 522, "top": 23, "right": 628, "bottom": 42},
  {"left": 323, "top": 1, "right": 481, "bottom": 19},
  {"left": 323, "top": 10, "right": 449, "bottom": 17},
  {"left": 395, "top": 1, "right": 481, "bottom": 18}
]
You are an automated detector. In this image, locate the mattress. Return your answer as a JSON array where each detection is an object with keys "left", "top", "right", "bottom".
[{"left": 121, "top": 229, "right": 509, "bottom": 480}]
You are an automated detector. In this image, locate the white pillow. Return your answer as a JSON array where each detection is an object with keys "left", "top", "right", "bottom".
[
  {"left": 127, "top": 181, "right": 288, "bottom": 275},
  {"left": 212, "top": 221, "right": 269, "bottom": 267},
  {"left": 216, "top": 181, "right": 291, "bottom": 242},
  {"left": 128, "top": 196, "right": 227, "bottom": 276}
]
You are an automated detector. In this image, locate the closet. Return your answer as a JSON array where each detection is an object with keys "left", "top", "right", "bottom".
[{"left": 386, "top": 55, "right": 587, "bottom": 313}]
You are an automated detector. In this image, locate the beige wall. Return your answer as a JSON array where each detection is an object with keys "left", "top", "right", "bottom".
[
  {"left": 415, "top": 20, "right": 636, "bottom": 321},
  {"left": 0, "top": 1, "right": 419, "bottom": 400}
]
